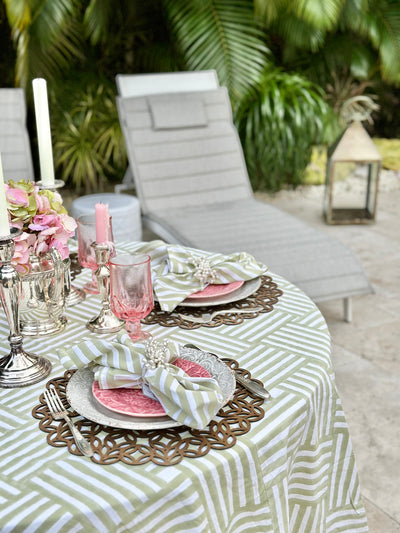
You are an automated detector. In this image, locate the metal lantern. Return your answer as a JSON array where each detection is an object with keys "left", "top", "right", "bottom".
[{"left": 324, "top": 120, "right": 381, "bottom": 224}]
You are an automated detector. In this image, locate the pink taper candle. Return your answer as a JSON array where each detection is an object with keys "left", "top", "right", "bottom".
[{"left": 95, "top": 203, "right": 109, "bottom": 244}]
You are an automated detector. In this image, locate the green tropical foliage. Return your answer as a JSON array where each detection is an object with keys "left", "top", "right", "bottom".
[
  {"left": 0, "top": 2, "right": 15, "bottom": 86},
  {"left": 163, "top": 0, "right": 270, "bottom": 104},
  {"left": 255, "top": 0, "right": 400, "bottom": 103},
  {"left": 3, "top": 0, "right": 84, "bottom": 89},
  {"left": 236, "top": 69, "right": 332, "bottom": 190},
  {"left": 2, "top": 0, "right": 400, "bottom": 191},
  {"left": 52, "top": 84, "right": 127, "bottom": 194}
]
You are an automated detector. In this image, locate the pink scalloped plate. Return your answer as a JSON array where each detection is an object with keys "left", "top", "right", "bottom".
[
  {"left": 92, "top": 359, "right": 211, "bottom": 418},
  {"left": 188, "top": 280, "right": 244, "bottom": 300}
]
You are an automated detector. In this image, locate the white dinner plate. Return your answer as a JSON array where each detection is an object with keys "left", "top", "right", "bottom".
[{"left": 66, "top": 347, "right": 235, "bottom": 430}]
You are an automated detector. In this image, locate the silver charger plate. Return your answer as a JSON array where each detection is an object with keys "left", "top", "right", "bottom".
[
  {"left": 66, "top": 347, "right": 235, "bottom": 430},
  {"left": 178, "top": 277, "right": 262, "bottom": 308}
]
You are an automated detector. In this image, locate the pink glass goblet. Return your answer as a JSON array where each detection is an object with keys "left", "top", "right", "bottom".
[
  {"left": 76, "top": 214, "right": 114, "bottom": 294},
  {"left": 109, "top": 254, "right": 154, "bottom": 342}
]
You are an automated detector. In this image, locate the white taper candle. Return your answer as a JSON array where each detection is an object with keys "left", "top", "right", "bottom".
[
  {"left": 0, "top": 153, "right": 10, "bottom": 237},
  {"left": 32, "top": 78, "right": 55, "bottom": 187}
]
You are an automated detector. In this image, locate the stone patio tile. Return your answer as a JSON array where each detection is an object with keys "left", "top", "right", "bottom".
[
  {"left": 364, "top": 497, "right": 400, "bottom": 533},
  {"left": 332, "top": 344, "right": 400, "bottom": 523}
]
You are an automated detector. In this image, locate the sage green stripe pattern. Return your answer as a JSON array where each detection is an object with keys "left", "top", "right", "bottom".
[
  {"left": 108, "top": 239, "right": 266, "bottom": 311},
  {"left": 57, "top": 333, "right": 224, "bottom": 430},
  {"left": 0, "top": 243, "right": 368, "bottom": 532}
]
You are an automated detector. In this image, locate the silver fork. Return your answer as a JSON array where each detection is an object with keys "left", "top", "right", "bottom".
[
  {"left": 44, "top": 387, "right": 94, "bottom": 457},
  {"left": 178, "top": 306, "right": 263, "bottom": 324}
]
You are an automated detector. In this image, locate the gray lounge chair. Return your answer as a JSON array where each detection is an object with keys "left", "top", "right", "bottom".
[
  {"left": 115, "top": 71, "right": 219, "bottom": 193},
  {"left": 116, "top": 73, "right": 373, "bottom": 321},
  {"left": 0, "top": 88, "right": 34, "bottom": 181}
]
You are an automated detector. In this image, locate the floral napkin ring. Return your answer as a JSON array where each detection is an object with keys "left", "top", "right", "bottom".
[
  {"left": 143, "top": 338, "right": 178, "bottom": 370},
  {"left": 190, "top": 256, "right": 217, "bottom": 286}
]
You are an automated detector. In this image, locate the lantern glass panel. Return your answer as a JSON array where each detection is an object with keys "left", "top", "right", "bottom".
[{"left": 331, "top": 162, "right": 370, "bottom": 210}]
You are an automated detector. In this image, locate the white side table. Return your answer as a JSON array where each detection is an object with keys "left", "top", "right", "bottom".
[{"left": 71, "top": 193, "right": 142, "bottom": 242}]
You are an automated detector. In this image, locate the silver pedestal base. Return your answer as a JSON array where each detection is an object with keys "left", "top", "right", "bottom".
[
  {"left": 66, "top": 286, "right": 86, "bottom": 307},
  {"left": 0, "top": 351, "right": 52, "bottom": 388},
  {"left": 86, "top": 309, "right": 125, "bottom": 334},
  {"left": 20, "top": 315, "right": 67, "bottom": 337}
]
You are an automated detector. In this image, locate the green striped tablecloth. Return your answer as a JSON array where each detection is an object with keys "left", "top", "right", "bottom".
[{"left": 0, "top": 241, "right": 368, "bottom": 532}]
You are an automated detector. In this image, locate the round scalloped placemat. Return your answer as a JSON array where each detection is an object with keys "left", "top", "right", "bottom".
[
  {"left": 68, "top": 252, "right": 82, "bottom": 281},
  {"left": 143, "top": 275, "right": 283, "bottom": 329},
  {"left": 32, "top": 360, "right": 266, "bottom": 466}
]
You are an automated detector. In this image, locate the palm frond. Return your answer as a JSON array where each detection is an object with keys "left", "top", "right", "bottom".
[
  {"left": 367, "top": 3, "right": 400, "bottom": 82},
  {"left": 293, "top": 0, "right": 344, "bottom": 31},
  {"left": 253, "top": 0, "right": 288, "bottom": 25},
  {"left": 343, "top": 0, "right": 400, "bottom": 82},
  {"left": 83, "top": 0, "right": 116, "bottom": 44},
  {"left": 255, "top": 0, "right": 344, "bottom": 31},
  {"left": 271, "top": 13, "right": 326, "bottom": 52},
  {"left": 5, "top": 0, "right": 84, "bottom": 87},
  {"left": 163, "top": 0, "right": 270, "bottom": 104}
]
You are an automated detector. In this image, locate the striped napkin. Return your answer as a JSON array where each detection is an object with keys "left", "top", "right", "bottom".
[
  {"left": 126, "top": 240, "right": 266, "bottom": 312},
  {"left": 57, "top": 332, "right": 224, "bottom": 430}
]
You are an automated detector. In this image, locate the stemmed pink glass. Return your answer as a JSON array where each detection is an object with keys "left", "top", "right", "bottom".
[
  {"left": 76, "top": 214, "right": 114, "bottom": 294},
  {"left": 109, "top": 254, "right": 154, "bottom": 341}
]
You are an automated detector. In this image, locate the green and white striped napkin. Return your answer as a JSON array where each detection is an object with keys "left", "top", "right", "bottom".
[
  {"left": 58, "top": 332, "right": 224, "bottom": 429},
  {"left": 126, "top": 240, "right": 267, "bottom": 312}
]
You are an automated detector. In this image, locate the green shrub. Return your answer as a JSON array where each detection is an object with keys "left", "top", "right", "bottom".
[
  {"left": 235, "top": 69, "right": 331, "bottom": 191},
  {"left": 52, "top": 83, "right": 127, "bottom": 193}
]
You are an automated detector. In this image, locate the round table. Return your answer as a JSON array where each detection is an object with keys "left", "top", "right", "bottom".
[{"left": 0, "top": 241, "right": 368, "bottom": 532}]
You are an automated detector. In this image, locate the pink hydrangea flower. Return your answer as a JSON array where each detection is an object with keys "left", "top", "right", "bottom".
[
  {"left": 6, "top": 187, "right": 29, "bottom": 206},
  {"left": 12, "top": 232, "right": 37, "bottom": 274},
  {"left": 5, "top": 179, "right": 77, "bottom": 274},
  {"left": 28, "top": 213, "right": 57, "bottom": 232},
  {"left": 34, "top": 192, "right": 51, "bottom": 214}
]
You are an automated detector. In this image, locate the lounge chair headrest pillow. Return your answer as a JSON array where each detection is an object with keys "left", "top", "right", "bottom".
[{"left": 148, "top": 96, "right": 208, "bottom": 130}]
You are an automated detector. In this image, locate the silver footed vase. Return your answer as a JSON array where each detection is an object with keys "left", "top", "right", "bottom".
[
  {"left": 19, "top": 248, "right": 68, "bottom": 336},
  {"left": 0, "top": 228, "right": 51, "bottom": 388}
]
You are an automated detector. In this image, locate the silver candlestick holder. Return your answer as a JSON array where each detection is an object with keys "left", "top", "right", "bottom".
[
  {"left": 36, "top": 179, "right": 65, "bottom": 191},
  {"left": 0, "top": 227, "right": 52, "bottom": 388},
  {"left": 36, "top": 178, "right": 85, "bottom": 307},
  {"left": 86, "top": 242, "right": 124, "bottom": 334}
]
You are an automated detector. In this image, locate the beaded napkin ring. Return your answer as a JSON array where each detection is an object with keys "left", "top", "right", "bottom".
[
  {"left": 190, "top": 256, "right": 217, "bottom": 285},
  {"left": 143, "top": 338, "right": 177, "bottom": 370}
]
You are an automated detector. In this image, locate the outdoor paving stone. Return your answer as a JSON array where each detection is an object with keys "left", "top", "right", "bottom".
[
  {"left": 365, "top": 257, "right": 400, "bottom": 297},
  {"left": 364, "top": 498, "right": 400, "bottom": 533},
  {"left": 319, "top": 293, "right": 396, "bottom": 329},
  {"left": 266, "top": 184, "right": 400, "bottom": 530},
  {"left": 332, "top": 344, "right": 400, "bottom": 524},
  {"left": 322, "top": 300, "right": 399, "bottom": 374},
  {"left": 334, "top": 230, "right": 399, "bottom": 263}
]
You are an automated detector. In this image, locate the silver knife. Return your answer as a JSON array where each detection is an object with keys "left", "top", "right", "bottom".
[{"left": 183, "top": 343, "right": 272, "bottom": 400}]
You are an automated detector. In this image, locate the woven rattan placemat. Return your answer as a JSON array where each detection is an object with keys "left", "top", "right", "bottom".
[
  {"left": 144, "top": 275, "right": 283, "bottom": 329},
  {"left": 33, "top": 360, "right": 266, "bottom": 466}
]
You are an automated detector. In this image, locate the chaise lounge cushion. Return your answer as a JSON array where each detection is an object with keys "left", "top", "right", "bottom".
[
  {"left": 149, "top": 97, "right": 208, "bottom": 130},
  {"left": 117, "top": 84, "right": 372, "bottom": 307},
  {"left": 0, "top": 88, "right": 35, "bottom": 181},
  {"left": 143, "top": 198, "right": 372, "bottom": 303}
]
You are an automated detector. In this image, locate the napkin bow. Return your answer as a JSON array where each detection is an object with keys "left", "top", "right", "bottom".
[
  {"left": 58, "top": 333, "right": 224, "bottom": 429},
  {"left": 127, "top": 240, "right": 267, "bottom": 311}
]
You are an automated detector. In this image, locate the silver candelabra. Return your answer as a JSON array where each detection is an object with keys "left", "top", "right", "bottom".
[{"left": 0, "top": 228, "right": 52, "bottom": 388}]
